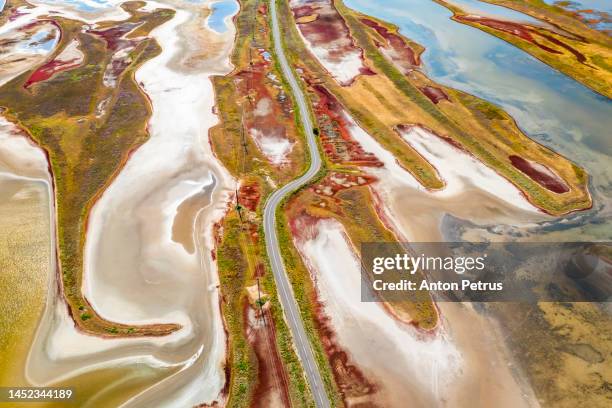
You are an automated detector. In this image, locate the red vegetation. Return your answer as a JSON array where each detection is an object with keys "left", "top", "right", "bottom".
[
  {"left": 289, "top": 214, "right": 379, "bottom": 404},
  {"left": 88, "top": 22, "right": 139, "bottom": 51},
  {"left": 293, "top": 5, "right": 315, "bottom": 19},
  {"left": 9, "top": 8, "right": 27, "bottom": 21},
  {"left": 312, "top": 302, "right": 378, "bottom": 403},
  {"left": 456, "top": 15, "right": 588, "bottom": 64},
  {"left": 19, "top": 21, "right": 73, "bottom": 89},
  {"left": 457, "top": 15, "right": 555, "bottom": 49},
  {"left": 234, "top": 46, "right": 295, "bottom": 165},
  {"left": 88, "top": 23, "right": 141, "bottom": 86},
  {"left": 254, "top": 263, "right": 265, "bottom": 278},
  {"left": 420, "top": 85, "right": 449, "bottom": 104},
  {"left": 313, "top": 84, "right": 383, "bottom": 167},
  {"left": 360, "top": 17, "right": 420, "bottom": 72},
  {"left": 312, "top": 171, "right": 377, "bottom": 197},
  {"left": 535, "top": 30, "right": 589, "bottom": 64},
  {"left": 238, "top": 181, "right": 261, "bottom": 212},
  {"left": 291, "top": 0, "right": 374, "bottom": 85},
  {"left": 509, "top": 155, "right": 570, "bottom": 193},
  {"left": 24, "top": 55, "right": 81, "bottom": 88},
  {"left": 292, "top": 2, "right": 351, "bottom": 50}
]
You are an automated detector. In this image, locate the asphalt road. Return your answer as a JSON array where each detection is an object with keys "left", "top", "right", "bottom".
[{"left": 264, "top": 1, "right": 330, "bottom": 407}]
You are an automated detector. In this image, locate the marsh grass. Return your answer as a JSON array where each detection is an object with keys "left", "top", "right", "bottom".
[{"left": 0, "top": 6, "right": 177, "bottom": 336}]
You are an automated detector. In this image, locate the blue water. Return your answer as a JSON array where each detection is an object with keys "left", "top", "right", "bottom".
[
  {"left": 207, "top": 0, "right": 239, "bottom": 34},
  {"left": 344, "top": 0, "right": 612, "bottom": 237},
  {"left": 444, "top": 0, "right": 541, "bottom": 24},
  {"left": 0, "top": 0, "right": 5, "bottom": 13},
  {"left": 35, "top": 0, "right": 112, "bottom": 12},
  {"left": 29, "top": 29, "right": 59, "bottom": 52},
  {"left": 345, "top": 0, "right": 612, "bottom": 151}
]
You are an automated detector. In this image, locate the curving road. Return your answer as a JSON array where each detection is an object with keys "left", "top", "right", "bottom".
[{"left": 264, "top": 1, "right": 330, "bottom": 407}]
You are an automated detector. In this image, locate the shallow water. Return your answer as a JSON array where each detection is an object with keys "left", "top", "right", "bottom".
[
  {"left": 345, "top": 0, "right": 612, "bottom": 239},
  {"left": 444, "top": 0, "right": 542, "bottom": 23},
  {"left": 207, "top": 0, "right": 239, "bottom": 34},
  {"left": 24, "top": 27, "right": 59, "bottom": 53},
  {"left": 331, "top": 2, "right": 610, "bottom": 404},
  {"left": 0, "top": 1, "right": 236, "bottom": 406},
  {"left": 33, "top": 0, "right": 115, "bottom": 12}
]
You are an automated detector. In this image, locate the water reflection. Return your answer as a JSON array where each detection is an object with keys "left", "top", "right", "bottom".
[
  {"left": 207, "top": 0, "right": 239, "bottom": 34},
  {"left": 444, "top": 0, "right": 542, "bottom": 23},
  {"left": 345, "top": 0, "right": 612, "bottom": 238}
]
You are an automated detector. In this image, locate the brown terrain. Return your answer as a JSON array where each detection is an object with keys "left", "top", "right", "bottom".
[
  {"left": 245, "top": 303, "right": 292, "bottom": 408},
  {"left": 419, "top": 85, "right": 450, "bottom": 104}
]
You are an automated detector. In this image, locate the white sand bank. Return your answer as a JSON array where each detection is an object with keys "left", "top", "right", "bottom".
[
  {"left": 328, "top": 113, "right": 542, "bottom": 406},
  {"left": 296, "top": 218, "right": 462, "bottom": 406},
  {"left": 250, "top": 128, "right": 294, "bottom": 165},
  {"left": 398, "top": 126, "right": 539, "bottom": 212},
  {"left": 296, "top": 215, "right": 539, "bottom": 407},
  {"left": 290, "top": 0, "right": 368, "bottom": 85},
  {"left": 22, "top": 1, "right": 237, "bottom": 407},
  {"left": 344, "top": 115, "right": 546, "bottom": 241},
  {"left": 0, "top": 116, "right": 49, "bottom": 180}
]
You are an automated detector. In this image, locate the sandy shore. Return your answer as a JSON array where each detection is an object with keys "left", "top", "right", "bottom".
[
  {"left": 296, "top": 216, "right": 540, "bottom": 407},
  {"left": 0, "top": 116, "right": 50, "bottom": 180},
  {"left": 84, "top": 1, "right": 237, "bottom": 404},
  {"left": 9, "top": 1, "right": 238, "bottom": 406},
  {"left": 296, "top": 217, "right": 463, "bottom": 406},
  {"left": 290, "top": 112, "right": 544, "bottom": 406},
  {"left": 290, "top": 0, "right": 371, "bottom": 85},
  {"left": 344, "top": 113, "right": 547, "bottom": 241}
]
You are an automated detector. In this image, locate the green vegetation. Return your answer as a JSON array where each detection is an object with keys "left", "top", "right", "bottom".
[
  {"left": 339, "top": 0, "right": 592, "bottom": 215},
  {"left": 216, "top": 212, "right": 257, "bottom": 405},
  {"left": 437, "top": 0, "right": 612, "bottom": 98},
  {"left": 208, "top": 0, "right": 330, "bottom": 406},
  {"left": 278, "top": 0, "right": 591, "bottom": 215},
  {"left": 0, "top": 4, "right": 177, "bottom": 336}
]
